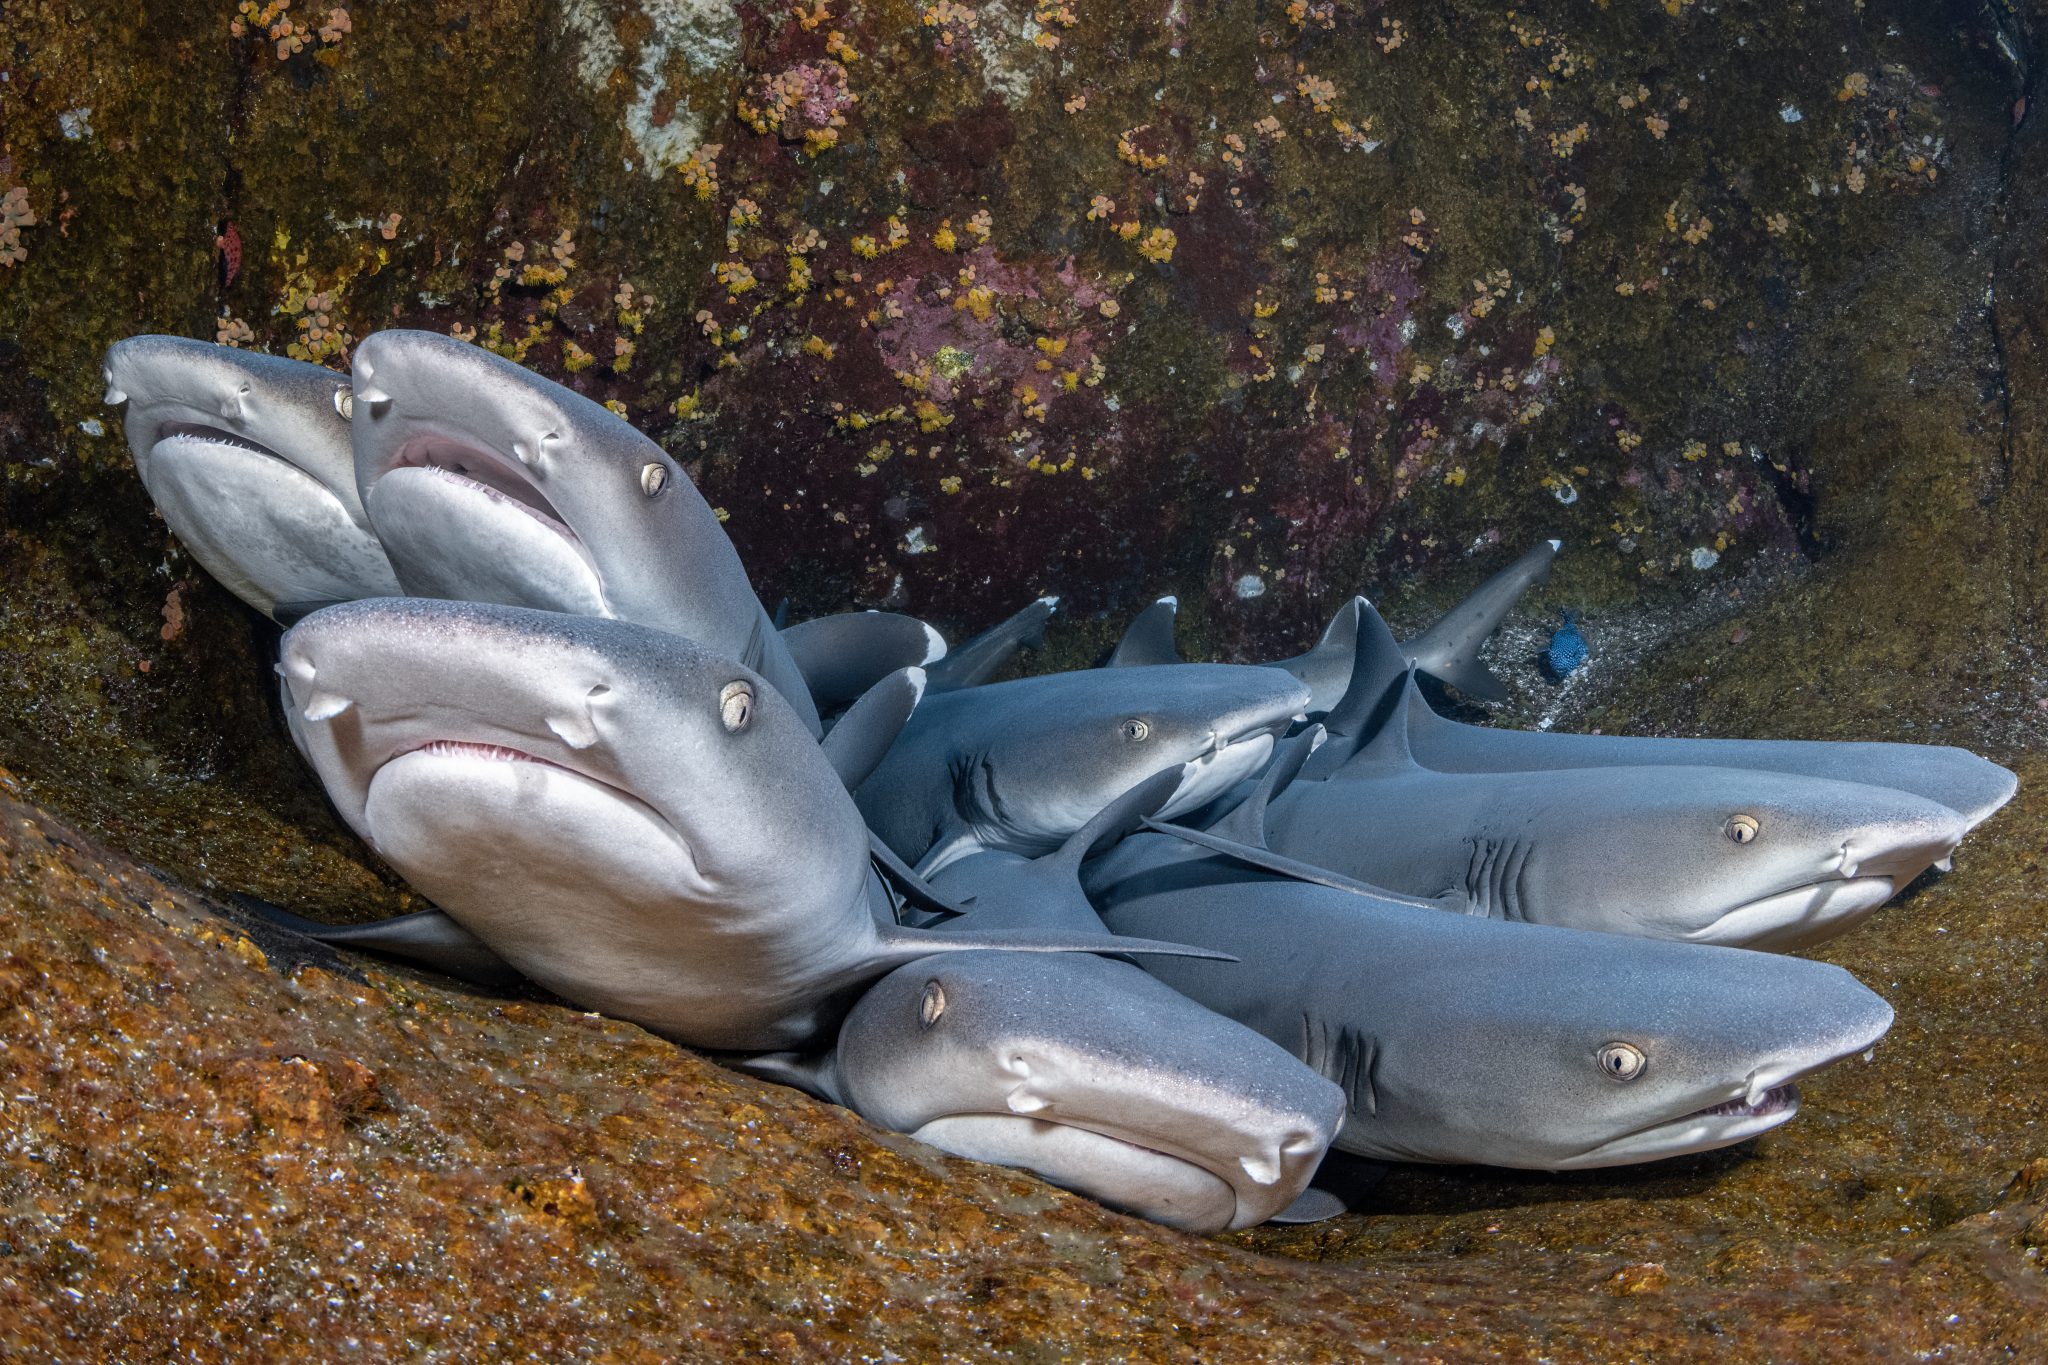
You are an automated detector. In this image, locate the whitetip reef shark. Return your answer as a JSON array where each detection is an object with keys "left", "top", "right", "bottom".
[
  {"left": 1255, "top": 670, "right": 1971, "bottom": 950},
  {"left": 855, "top": 662, "right": 1311, "bottom": 874},
  {"left": 742, "top": 774, "right": 1347, "bottom": 1232},
  {"left": 1080, "top": 796, "right": 1898, "bottom": 1170},
  {"left": 274, "top": 598, "right": 1229, "bottom": 1053},
  {"left": 1308, "top": 597, "right": 2019, "bottom": 833},
  {"left": 102, "top": 335, "right": 402, "bottom": 622},
  {"left": 348, "top": 329, "right": 822, "bottom": 734}
]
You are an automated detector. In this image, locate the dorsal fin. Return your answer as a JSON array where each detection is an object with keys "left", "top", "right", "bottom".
[
  {"left": 1329, "top": 665, "right": 1422, "bottom": 778},
  {"left": 822, "top": 667, "right": 924, "bottom": 789},
  {"left": 1106, "top": 596, "right": 1182, "bottom": 667},
  {"left": 1319, "top": 600, "right": 1406, "bottom": 740},
  {"left": 925, "top": 596, "right": 1058, "bottom": 691},
  {"left": 783, "top": 611, "right": 946, "bottom": 711},
  {"left": 1209, "top": 725, "right": 1324, "bottom": 848},
  {"left": 1298, "top": 601, "right": 1408, "bottom": 776}
]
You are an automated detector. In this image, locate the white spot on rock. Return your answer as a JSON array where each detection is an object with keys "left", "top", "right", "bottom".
[
  {"left": 559, "top": 0, "right": 740, "bottom": 179},
  {"left": 59, "top": 107, "right": 93, "bottom": 141},
  {"left": 1691, "top": 546, "right": 1720, "bottom": 570},
  {"left": 1234, "top": 574, "right": 1267, "bottom": 600}
]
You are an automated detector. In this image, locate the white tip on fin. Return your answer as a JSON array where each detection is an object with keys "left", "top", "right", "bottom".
[
  {"left": 921, "top": 622, "right": 948, "bottom": 664},
  {"left": 1548, "top": 538, "right": 1563, "bottom": 551},
  {"left": 1158, "top": 595, "right": 1178, "bottom": 608},
  {"left": 1036, "top": 595, "right": 1061, "bottom": 609}
]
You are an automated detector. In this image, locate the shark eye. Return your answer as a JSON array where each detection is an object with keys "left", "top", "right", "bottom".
[
  {"left": 641, "top": 462, "right": 669, "bottom": 497},
  {"left": 1726, "top": 814, "right": 1760, "bottom": 844},
  {"left": 333, "top": 386, "right": 354, "bottom": 419},
  {"left": 719, "top": 681, "right": 754, "bottom": 732},
  {"left": 920, "top": 981, "right": 946, "bottom": 1029},
  {"left": 1121, "top": 718, "right": 1150, "bottom": 742},
  {"left": 1597, "top": 1042, "right": 1646, "bottom": 1081}
]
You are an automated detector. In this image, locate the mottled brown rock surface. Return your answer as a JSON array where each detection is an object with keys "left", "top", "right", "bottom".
[{"left": 5, "top": 0, "right": 2048, "bottom": 1358}]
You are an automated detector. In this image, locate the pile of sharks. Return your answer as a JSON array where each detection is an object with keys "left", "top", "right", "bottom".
[{"left": 100, "top": 330, "right": 2017, "bottom": 1234}]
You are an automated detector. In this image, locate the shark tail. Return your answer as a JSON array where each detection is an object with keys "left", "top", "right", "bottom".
[
  {"left": 1400, "top": 539, "right": 1559, "bottom": 704},
  {"left": 925, "top": 596, "right": 1059, "bottom": 691}
]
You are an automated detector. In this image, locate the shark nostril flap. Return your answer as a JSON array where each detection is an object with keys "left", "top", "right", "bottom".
[
  {"left": 1006, "top": 1088, "right": 1048, "bottom": 1115},
  {"left": 1239, "top": 1152, "right": 1282, "bottom": 1186},
  {"left": 302, "top": 691, "right": 352, "bottom": 722},
  {"left": 546, "top": 713, "right": 599, "bottom": 750}
]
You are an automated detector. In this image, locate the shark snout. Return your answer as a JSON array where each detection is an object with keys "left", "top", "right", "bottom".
[{"left": 1834, "top": 804, "right": 1968, "bottom": 883}]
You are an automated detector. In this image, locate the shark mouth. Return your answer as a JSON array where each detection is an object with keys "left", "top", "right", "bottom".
[
  {"left": 388, "top": 439, "right": 583, "bottom": 544},
  {"left": 909, "top": 1114, "right": 1246, "bottom": 1232},
  {"left": 1691, "top": 1084, "right": 1799, "bottom": 1121},
  {"left": 1162, "top": 729, "right": 1282, "bottom": 820},
  {"left": 1552, "top": 1083, "right": 1806, "bottom": 1169},
  {"left": 1698, "top": 877, "right": 1900, "bottom": 952}
]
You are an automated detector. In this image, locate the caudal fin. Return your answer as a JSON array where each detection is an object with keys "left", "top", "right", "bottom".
[
  {"left": 1400, "top": 539, "right": 1559, "bottom": 703},
  {"left": 925, "top": 596, "right": 1059, "bottom": 691}
]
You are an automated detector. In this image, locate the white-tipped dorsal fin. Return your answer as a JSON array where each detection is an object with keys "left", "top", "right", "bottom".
[
  {"left": 1106, "top": 596, "right": 1183, "bottom": 668},
  {"left": 822, "top": 667, "right": 925, "bottom": 790}
]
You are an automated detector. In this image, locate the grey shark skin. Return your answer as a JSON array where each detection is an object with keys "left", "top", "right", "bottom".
[
  {"left": 1262, "top": 680, "right": 1971, "bottom": 950},
  {"left": 1086, "top": 838, "right": 1897, "bottom": 1169},
  {"left": 924, "top": 596, "right": 1059, "bottom": 691},
  {"left": 347, "top": 330, "right": 820, "bottom": 734},
  {"left": 103, "top": 336, "right": 402, "bottom": 621},
  {"left": 277, "top": 598, "right": 1222, "bottom": 1051},
  {"left": 1325, "top": 599, "right": 2019, "bottom": 831},
  {"left": 855, "top": 664, "right": 1311, "bottom": 873}
]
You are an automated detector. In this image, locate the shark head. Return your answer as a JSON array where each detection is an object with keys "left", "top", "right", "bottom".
[
  {"left": 876, "top": 664, "right": 1310, "bottom": 873},
  {"left": 1468, "top": 765, "right": 1970, "bottom": 949},
  {"left": 102, "top": 335, "right": 400, "bottom": 620},
  {"left": 836, "top": 950, "right": 1343, "bottom": 1231},
  {"left": 1338, "top": 913, "right": 1895, "bottom": 1168},
  {"left": 348, "top": 330, "right": 819, "bottom": 731},
  {"left": 278, "top": 597, "right": 868, "bottom": 1046}
]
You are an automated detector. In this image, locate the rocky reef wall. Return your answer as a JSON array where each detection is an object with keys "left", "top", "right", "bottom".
[{"left": 4, "top": 0, "right": 2048, "bottom": 1356}]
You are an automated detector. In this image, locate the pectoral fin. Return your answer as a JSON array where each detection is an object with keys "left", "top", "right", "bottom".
[
  {"left": 1137, "top": 821, "right": 1449, "bottom": 910},
  {"left": 871, "top": 924, "right": 1239, "bottom": 966},
  {"left": 233, "top": 896, "right": 528, "bottom": 988},
  {"left": 1265, "top": 1187, "right": 1348, "bottom": 1225}
]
